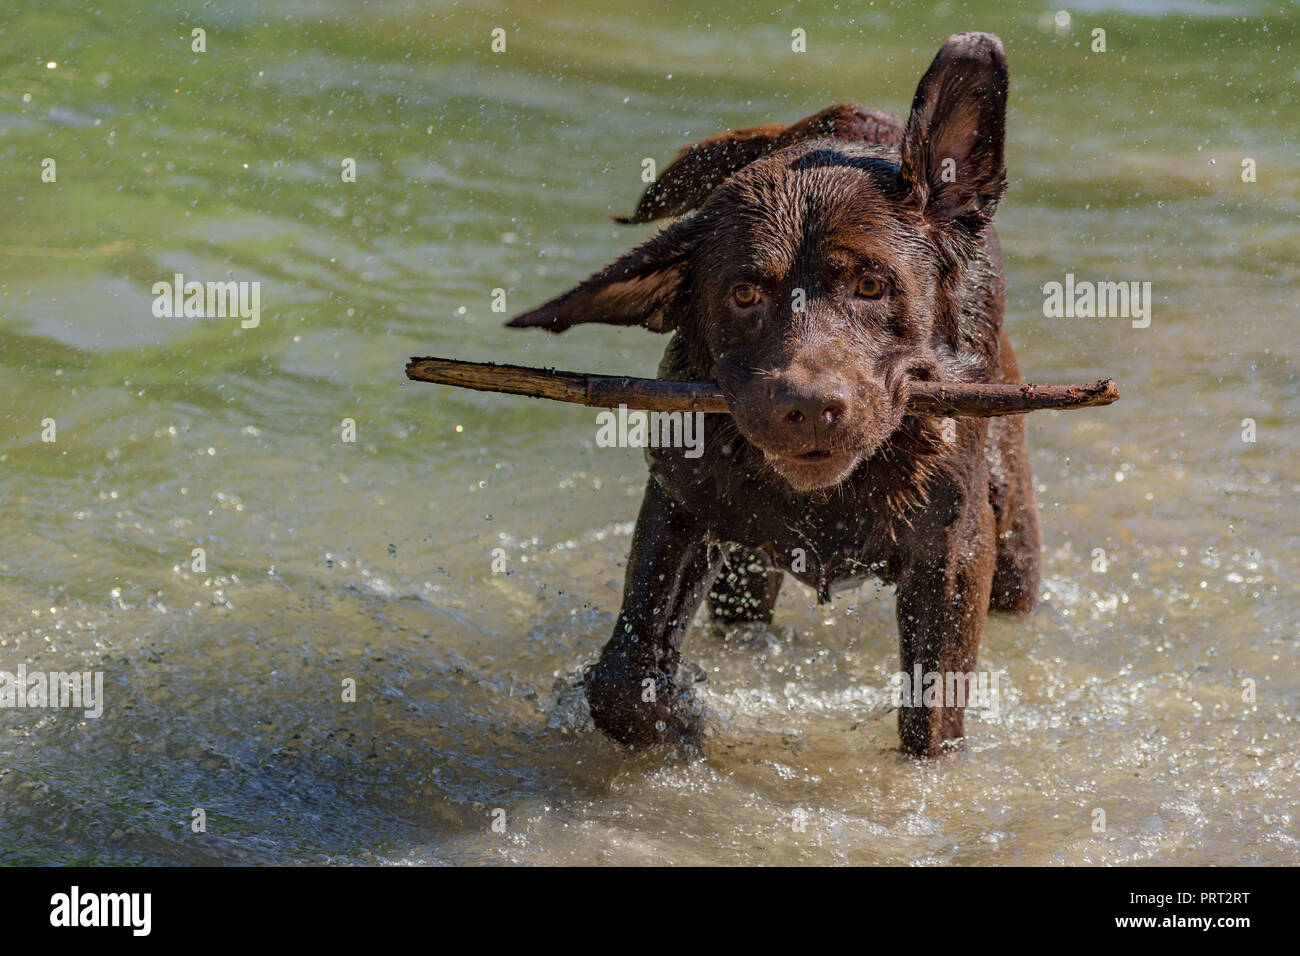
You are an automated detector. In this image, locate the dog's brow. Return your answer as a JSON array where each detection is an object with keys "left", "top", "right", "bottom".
[
  {"left": 822, "top": 242, "right": 901, "bottom": 283},
  {"left": 732, "top": 254, "right": 790, "bottom": 284}
]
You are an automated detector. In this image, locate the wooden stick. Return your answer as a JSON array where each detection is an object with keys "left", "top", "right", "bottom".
[{"left": 405, "top": 356, "right": 1119, "bottom": 418}]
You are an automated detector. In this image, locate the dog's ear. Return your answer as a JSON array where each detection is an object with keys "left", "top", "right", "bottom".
[
  {"left": 506, "top": 215, "right": 704, "bottom": 333},
  {"left": 619, "top": 105, "right": 905, "bottom": 224},
  {"left": 615, "top": 124, "right": 787, "bottom": 225},
  {"left": 899, "top": 32, "right": 1008, "bottom": 227}
]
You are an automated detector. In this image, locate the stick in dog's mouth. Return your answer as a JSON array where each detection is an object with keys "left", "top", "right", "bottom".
[{"left": 404, "top": 355, "right": 1119, "bottom": 419}]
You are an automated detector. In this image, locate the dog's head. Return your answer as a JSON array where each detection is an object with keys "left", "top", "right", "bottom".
[{"left": 509, "top": 33, "right": 1009, "bottom": 491}]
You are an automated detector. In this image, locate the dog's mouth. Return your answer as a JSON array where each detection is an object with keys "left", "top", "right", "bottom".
[{"left": 761, "top": 446, "right": 862, "bottom": 491}]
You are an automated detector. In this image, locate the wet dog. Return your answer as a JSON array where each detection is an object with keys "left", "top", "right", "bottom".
[{"left": 508, "top": 32, "right": 1040, "bottom": 756}]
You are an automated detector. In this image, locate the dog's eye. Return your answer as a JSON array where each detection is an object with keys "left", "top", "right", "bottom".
[
  {"left": 732, "top": 284, "right": 760, "bottom": 307},
  {"left": 855, "top": 276, "right": 886, "bottom": 300}
]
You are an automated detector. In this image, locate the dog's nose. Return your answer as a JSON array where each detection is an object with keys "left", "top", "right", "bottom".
[{"left": 774, "top": 381, "right": 849, "bottom": 435}]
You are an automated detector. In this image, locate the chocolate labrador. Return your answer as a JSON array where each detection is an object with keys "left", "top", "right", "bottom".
[{"left": 508, "top": 32, "right": 1040, "bottom": 756}]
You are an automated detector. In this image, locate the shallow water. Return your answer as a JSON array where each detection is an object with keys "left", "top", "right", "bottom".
[{"left": 1, "top": 0, "right": 1296, "bottom": 864}]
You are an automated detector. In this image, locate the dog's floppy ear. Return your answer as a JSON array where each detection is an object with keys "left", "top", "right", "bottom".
[
  {"left": 619, "top": 105, "right": 904, "bottom": 224},
  {"left": 899, "top": 32, "right": 1008, "bottom": 227},
  {"left": 506, "top": 215, "right": 704, "bottom": 333},
  {"left": 615, "top": 124, "right": 787, "bottom": 225}
]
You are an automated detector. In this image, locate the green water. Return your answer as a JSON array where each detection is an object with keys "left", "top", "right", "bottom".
[{"left": 1, "top": 0, "right": 1296, "bottom": 864}]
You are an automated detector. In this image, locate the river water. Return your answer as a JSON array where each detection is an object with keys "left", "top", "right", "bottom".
[{"left": 1, "top": 0, "right": 1296, "bottom": 864}]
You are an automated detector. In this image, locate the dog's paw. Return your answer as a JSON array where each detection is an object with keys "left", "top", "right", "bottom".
[{"left": 584, "top": 660, "right": 707, "bottom": 749}]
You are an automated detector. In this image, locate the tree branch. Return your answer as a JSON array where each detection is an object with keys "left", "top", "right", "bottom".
[{"left": 405, "top": 356, "right": 1119, "bottom": 418}]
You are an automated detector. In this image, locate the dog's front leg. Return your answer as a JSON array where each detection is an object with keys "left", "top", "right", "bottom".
[
  {"left": 895, "top": 496, "right": 997, "bottom": 757},
  {"left": 585, "top": 479, "right": 720, "bottom": 747}
]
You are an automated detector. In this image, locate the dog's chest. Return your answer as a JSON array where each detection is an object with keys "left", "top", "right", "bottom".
[
  {"left": 650, "top": 456, "right": 904, "bottom": 600},
  {"left": 719, "top": 498, "right": 901, "bottom": 601}
]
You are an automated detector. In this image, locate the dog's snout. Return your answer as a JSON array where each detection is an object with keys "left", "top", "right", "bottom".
[{"left": 774, "top": 379, "right": 850, "bottom": 435}]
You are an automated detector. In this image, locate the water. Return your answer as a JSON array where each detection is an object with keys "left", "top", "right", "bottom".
[{"left": 1, "top": 0, "right": 1296, "bottom": 864}]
